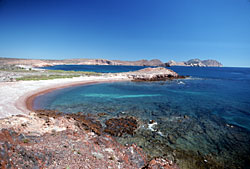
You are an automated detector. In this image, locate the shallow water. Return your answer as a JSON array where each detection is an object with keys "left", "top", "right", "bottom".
[{"left": 34, "top": 66, "right": 250, "bottom": 168}]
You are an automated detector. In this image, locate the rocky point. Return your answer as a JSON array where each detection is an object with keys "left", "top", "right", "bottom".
[{"left": 126, "top": 67, "right": 186, "bottom": 81}]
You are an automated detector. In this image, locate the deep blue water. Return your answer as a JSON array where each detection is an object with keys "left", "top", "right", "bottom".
[
  {"left": 35, "top": 65, "right": 250, "bottom": 168},
  {"left": 42, "top": 64, "right": 151, "bottom": 73}
]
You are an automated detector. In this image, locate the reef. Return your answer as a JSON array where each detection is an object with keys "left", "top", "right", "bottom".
[{"left": 104, "top": 117, "right": 138, "bottom": 136}]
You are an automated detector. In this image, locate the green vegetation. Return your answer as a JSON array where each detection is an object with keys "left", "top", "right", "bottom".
[
  {"left": 0, "top": 67, "right": 37, "bottom": 72},
  {"left": 16, "top": 75, "right": 81, "bottom": 81},
  {"left": 0, "top": 66, "right": 102, "bottom": 75},
  {"left": 46, "top": 69, "right": 102, "bottom": 76},
  {"left": 1, "top": 66, "right": 103, "bottom": 81},
  {"left": 23, "top": 139, "right": 29, "bottom": 143}
]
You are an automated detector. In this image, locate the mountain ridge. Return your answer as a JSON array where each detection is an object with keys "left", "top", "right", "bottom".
[{"left": 0, "top": 57, "right": 223, "bottom": 67}]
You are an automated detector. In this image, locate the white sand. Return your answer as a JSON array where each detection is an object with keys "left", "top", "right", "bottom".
[{"left": 0, "top": 75, "right": 129, "bottom": 119}]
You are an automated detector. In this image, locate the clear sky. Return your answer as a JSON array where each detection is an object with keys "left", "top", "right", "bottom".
[{"left": 0, "top": 0, "right": 249, "bottom": 67}]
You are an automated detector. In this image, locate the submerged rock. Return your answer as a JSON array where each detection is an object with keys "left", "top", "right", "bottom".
[
  {"left": 71, "top": 113, "right": 103, "bottom": 135},
  {"left": 104, "top": 117, "right": 138, "bottom": 137}
]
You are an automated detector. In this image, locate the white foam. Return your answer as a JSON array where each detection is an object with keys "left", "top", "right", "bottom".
[
  {"left": 148, "top": 121, "right": 157, "bottom": 131},
  {"left": 178, "top": 81, "right": 185, "bottom": 85},
  {"left": 157, "top": 131, "right": 164, "bottom": 137}
]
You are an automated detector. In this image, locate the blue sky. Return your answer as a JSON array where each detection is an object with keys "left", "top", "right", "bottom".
[{"left": 0, "top": 0, "right": 249, "bottom": 67}]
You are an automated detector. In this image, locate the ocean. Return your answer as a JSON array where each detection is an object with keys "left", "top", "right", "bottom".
[
  {"left": 35, "top": 65, "right": 250, "bottom": 168},
  {"left": 42, "top": 64, "right": 150, "bottom": 73}
]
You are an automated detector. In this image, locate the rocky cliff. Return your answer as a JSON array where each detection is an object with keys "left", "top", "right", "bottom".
[
  {"left": 200, "top": 59, "right": 223, "bottom": 67},
  {"left": 0, "top": 57, "right": 222, "bottom": 67},
  {"left": 166, "top": 59, "right": 223, "bottom": 67},
  {"left": 113, "top": 59, "right": 164, "bottom": 66},
  {"left": 0, "top": 57, "right": 164, "bottom": 67}
]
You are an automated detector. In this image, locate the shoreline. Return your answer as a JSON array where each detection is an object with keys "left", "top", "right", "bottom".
[
  {"left": 25, "top": 80, "right": 128, "bottom": 112},
  {"left": 0, "top": 75, "right": 129, "bottom": 119},
  {"left": 0, "top": 74, "right": 181, "bottom": 168},
  {"left": 1, "top": 68, "right": 250, "bottom": 168}
]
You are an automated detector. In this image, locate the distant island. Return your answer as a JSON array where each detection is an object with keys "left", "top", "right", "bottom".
[
  {"left": 0, "top": 57, "right": 223, "bottom": 67},
  {"left": 166, "top": 59, "right": 223, "bottom": 67}
]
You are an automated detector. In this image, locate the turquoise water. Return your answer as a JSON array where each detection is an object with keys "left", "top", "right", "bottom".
[{"left": 34, "top": 66, "right": 250, "bottom": 168}]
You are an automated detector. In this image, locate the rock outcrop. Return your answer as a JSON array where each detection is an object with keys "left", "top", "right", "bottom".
[
  {"left": 0, "top": 111, "right": 179, "bottom": 169},
  {"left": 126, "top": 67, "right": 184, "bottom": 81},
  {"left": 147, "top": 158, "right": 180, "bottom": 169},
  {"left": 166, "top": 59, "right": 223, "bottom": 67}
]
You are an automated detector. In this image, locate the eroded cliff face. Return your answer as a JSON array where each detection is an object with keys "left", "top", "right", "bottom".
[
  {"left": 0, "top": 57, "right": 222, "bottom": 67},
  {"left": 0, "top": 57, "right": 164, "bottom": 67},
  {"left": 114, "top": 59, "right": 164, "bottom": 66},
  {"left": 201, "top": 59, "right": 223, "bottom": 67},
  {"left": 166, "top": 59, "right": 223, "bottom": 67}
]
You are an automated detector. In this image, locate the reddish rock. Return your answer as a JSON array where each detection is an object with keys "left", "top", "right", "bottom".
[
  {"left": 71, "top": 113, "right": 103, "bottom": 135},
  {"left": 36, "top": 110, "right": 103, "bottom": 135},
  {"left": 36, "top": 109, "right": 63, "bottom": 118},
  {"left": 0, "top": 129, "right": 53, "bottom": 168},
  {"left": 0, "top": 128, "right": 148, "bottom": 169},
  {"left": 146, "top": 158, "right": 180, "bottom": 169},
  {"left": 0, "top": 111, "right": 180, "bottom": 169},
  {"left": 104, "top": 117, "right": 138, "bottom": 136}
]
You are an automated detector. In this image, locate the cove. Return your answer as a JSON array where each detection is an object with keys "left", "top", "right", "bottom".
[{"left": 33, "top": 67, "right": 250, "bottom": 168}]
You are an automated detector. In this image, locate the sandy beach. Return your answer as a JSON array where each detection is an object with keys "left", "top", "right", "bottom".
[
  {"left": 1, "top": 66, "right": 248, "bottom": 168},
  {"left": 0, "top": 74, "right": 180, "bottom": 168},
  {"left": 0, "top": 75, "right": 165, "bottom": 168},
  {"left": 0, "top": 75, "right": 129, "bottom": 119}
]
